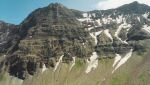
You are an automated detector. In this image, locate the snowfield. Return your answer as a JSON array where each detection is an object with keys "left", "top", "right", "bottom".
[
  {"left": 85, "top": 52, "right": 99, "bottom": 73},
  {"left": 112, "top": 49, "right": 133, "bottom": 73}
]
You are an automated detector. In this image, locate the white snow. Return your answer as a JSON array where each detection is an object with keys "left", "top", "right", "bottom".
[
  {"left": 90, "top": 31, "right": 103, "bottom": 45},
  {"left": 85, "top": 52, "right": 99, "bottom": 73},
  {"left": 95, "top": 19, "right": 102, "bottom": 26},
  {"left": 88, "top": 14, "right": 92, "bottom": 18},
  {"left": 102, "top": 18, "right": 108, "bottom": 24},
  {"left": 104, "top": 29, "right": 113, "bottom": 42},
  {"left": 83, "top": 13, "right": 88, "bottom": 18},
  {"left": 116, "top": 15, "right": 123, "bottom": 24},
  {"left": 137, "top": 17, "right": 140, "bottom": 22},
  {"left": 95, "top": 31, "right": 103, "bottom": 36},
  {"left": 112, "top": 49, "right": 133, "bottom": 73},
  {"left": 87, "top": 27, "right": 94, "bottom": 31},
  {"left": 142, "top": 25, "right": 150, "bottom": 33},
  {"left": 143, "top": 13, "right": 150, "bottom": 21},
  {"left": 53, "top": 55, "right": 64, "bottom": 72},
  {"left": 77, "top": 18, "right": 90, "bottom": 22},
  {"left": 143, "top": 13, "right": 149, "bottom": 19},
  {"left": 112, "top": 54, "right": 122, "bottom": 67},
  {"left": 114, "top": 22, "right": 131, "bottom": 44},
  {"left": 77, "top": 13, "right": 93, "bottom": 23},
  {"left": 69, "top": 57, "right": 76, "bottom": 71},
  {"left": 42, "top": 63, "right": 47, "bottom": 73},
  {"left": 102, "top": 17, "right": 112, "bottom": 24}
]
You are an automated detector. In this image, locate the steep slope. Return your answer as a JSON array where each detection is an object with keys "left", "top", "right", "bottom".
[
  {"left": 6, "top": 3, "right": 94, "bottom": 79},
  {"left": 0, "top": 1, "right": 150, "bottom": 85},
  {"left": 0, "top": 21, "right": 19, "bottom": 53}
]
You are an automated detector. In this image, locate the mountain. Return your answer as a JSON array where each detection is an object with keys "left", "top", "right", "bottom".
[
  {"left": 0, "top": 21, "right": 20, "bottom": 55},
  {"left": 0, "top": 1, "right": 150, "bottom": 85}
]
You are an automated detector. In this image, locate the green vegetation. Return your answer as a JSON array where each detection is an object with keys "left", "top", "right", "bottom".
[
  {"left": 0, "top": 74, "right": 6, "bottom": 81},
  {"left": 75, "top": 59, "right": 84, "bottom": 69},
  {"left": 139, "top": 73, "right": 145, "bottom": 82}
]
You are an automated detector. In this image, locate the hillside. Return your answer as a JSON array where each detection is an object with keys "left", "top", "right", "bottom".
[{"left": 0, "top": 1, "right": 150, "bottom": 85}]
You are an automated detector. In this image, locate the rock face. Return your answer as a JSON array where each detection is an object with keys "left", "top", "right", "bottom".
[
  {"left": 0, "top": 21, "right": 19, "bottom": 53},
  {"left": 0, "top": 2, "right": 150, "bottom": 79}
]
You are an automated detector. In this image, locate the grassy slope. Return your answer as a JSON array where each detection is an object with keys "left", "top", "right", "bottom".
[{"left": 22, "top": 52, "right": 149, "bottom": 85}]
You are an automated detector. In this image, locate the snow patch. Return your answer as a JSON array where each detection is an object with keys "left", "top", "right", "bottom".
[
  {"left": 102, "top": 17, "right": 112, "bottom": 24},
  {"left": 53, "top": 55, "right": 64, "bottom": 72},
  {"left": 42, "top": 63, "right": 47, "bottom": 73},
  {"left": 143, "top": 13, "right": 150, "bottom": 21},
  {"left": 95, "top": 19, "right": 102, "bottom": 26},
  {"left": 77, "top": 13, "right": 93, "bottom": 23},
  {"left": 116, "top": 15, "right": 123, "bottom": 24},
  {"left": 112, "top": 54, "right": 122, "bottom": 67},
  {"left": 137, "top": 17, "right": 140, "bottom": 22},
  {"left": 83, "top": 13, "right": 88, "bottom": 18},
  {"left": 104, "top": 29, "right": 113, "bottom": 42},
  {"left": 112, "top": 49, "right": 133, "bottom": 73},
  {"left": 87, "top": 27, "right": 94, "bottom": 31},
  {"left": 77, "top": 17, "right": 92, "bottom": 23},
  {"left": 143, "top": 13, "right": 148, "bottom": 18},
  {"left": 102, "top": 18, "right": 108, "bottom": 24},
  {"left": 85, "top": 52, "right": 99, "bottom": 73},
  {"left": 142, "top": 25, "right": 150, "bottom": 33},
  {"left": 90, "top": 31, "right": 103, "bottom": 45}
]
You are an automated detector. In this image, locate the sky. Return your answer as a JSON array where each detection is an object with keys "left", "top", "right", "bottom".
[
  {"left": 98, "top": 0, "right": 150, "bottom": 10},
  {"left": 0, "top": 0, "right": 150, "bottom": 25}
]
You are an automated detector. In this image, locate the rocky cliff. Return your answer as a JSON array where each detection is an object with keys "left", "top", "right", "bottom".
[{"left": 0, "top": 2, "right": 150, "bottom": 85}]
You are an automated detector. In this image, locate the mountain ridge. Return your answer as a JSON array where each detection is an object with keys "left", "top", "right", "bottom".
[{"left": 0, "top": 1, "right": 150, "bottom": 85}]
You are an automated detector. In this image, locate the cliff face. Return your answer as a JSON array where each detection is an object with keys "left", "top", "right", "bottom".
[
  {"left": 0, "top": 2, "right": 150, "bottom": 82},
  {"left": 5, "top": 3, "right": 94, "bottom": 79},
  {"left": 0, "top": 21, "right": 19, "bottom": 53}
]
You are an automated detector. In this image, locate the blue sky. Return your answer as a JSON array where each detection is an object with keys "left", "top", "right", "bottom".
[
  {"left": 1, "top": 0, "right": 149, "bottom": 24},
  {"left": 0, "top": 0, "right": 101, "bottom": 25}
]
